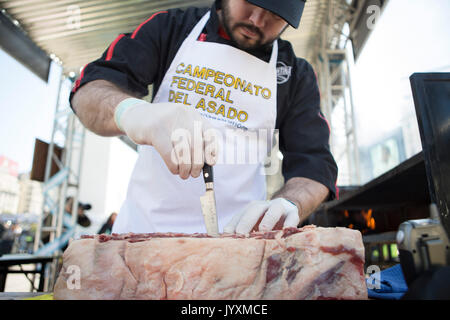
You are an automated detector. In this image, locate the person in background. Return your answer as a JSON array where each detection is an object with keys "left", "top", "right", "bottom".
[
  {"left": 0, "top": 222, "right": 14, "bottom": 256},
  {"left": 98, "top": 212, "right": 118, "bottom": 235},
  {"left": 0, "top": 223, "right": 5, "bottom": 239},
  {"left": 41, "top": 197, "right": 92, "bottom": 244},
  {"left": 64, "top": 196, "right": 92, "bottom": 228}
]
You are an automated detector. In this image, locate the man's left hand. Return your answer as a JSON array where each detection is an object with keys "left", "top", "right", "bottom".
[{"left": 223, "top": 198, "right": 300, "bottom": 235}]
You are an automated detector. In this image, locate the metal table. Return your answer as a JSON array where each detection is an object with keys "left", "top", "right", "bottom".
[
  {"left": 0, "top": 254, "right": 54, "bottom": 292},
  {"left": 0, "top": 292, "right": 53, "bottom": 300}
]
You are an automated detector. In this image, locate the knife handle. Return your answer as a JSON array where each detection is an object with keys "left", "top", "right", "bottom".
[{"left": 203, "top": 164, "right": 214, "bottom": 184}]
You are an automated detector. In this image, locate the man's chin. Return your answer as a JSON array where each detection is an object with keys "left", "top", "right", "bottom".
[
  {"left": 237, "top": 41, "right": 258, "bottom": 50},
  {"left": 233, "top": 35, "right": 262, "bottom": 51}
]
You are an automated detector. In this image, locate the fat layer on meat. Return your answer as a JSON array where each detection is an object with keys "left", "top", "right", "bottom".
[{"left": 53, "top": 226, "right": 368, "bottom": 300}]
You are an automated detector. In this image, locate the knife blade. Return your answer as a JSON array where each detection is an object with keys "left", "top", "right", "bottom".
[{"left": 200, "top": 164, "right": 219, "bottom": 237}]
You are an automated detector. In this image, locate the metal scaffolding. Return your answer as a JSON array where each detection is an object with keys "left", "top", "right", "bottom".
[
  {"left": 313, "top": 0, "right": 361, "bottom": 185},
  {"left": 32, "top": 75, "right": 86, "bottom": 291}
]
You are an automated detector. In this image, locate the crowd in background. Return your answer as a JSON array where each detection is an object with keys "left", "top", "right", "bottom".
[{"left": 0, "top": 200, "right": 118, "bottom": 256}]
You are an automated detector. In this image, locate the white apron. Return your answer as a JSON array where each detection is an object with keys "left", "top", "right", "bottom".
[{"left": 113, "top": 12, "right": 278, "bottom": 234}]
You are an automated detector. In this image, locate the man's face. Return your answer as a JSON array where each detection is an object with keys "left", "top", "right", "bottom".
[{"left": 220, "top": 0, "right": 289, "bottom": 51}]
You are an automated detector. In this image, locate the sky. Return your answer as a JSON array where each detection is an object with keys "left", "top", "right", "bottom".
[
  {"left": 1, "top": 0, "right": 450, "bottom": 181},
  {"left": 0, "top": 50, "right": 62, "bottom": 174},
  {"left": 350, "top": 0, "right": 450, "bottom": 150}
]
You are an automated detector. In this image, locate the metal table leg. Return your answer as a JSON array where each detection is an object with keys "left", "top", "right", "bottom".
[
  {"left": 0, "top": 267, "right": 7, "bottom": 292},
  {"left": 38, "top": 263, "right": 46, "bottom": 292}
]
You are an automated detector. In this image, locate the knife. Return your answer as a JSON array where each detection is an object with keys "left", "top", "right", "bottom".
[{"left": 199, "top": 164, "right": 219, "bottom": 237}]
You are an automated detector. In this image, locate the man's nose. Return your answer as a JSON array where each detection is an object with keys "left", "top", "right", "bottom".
[{"left": 248, "top": 7, "right": 267, "bottom": 28}]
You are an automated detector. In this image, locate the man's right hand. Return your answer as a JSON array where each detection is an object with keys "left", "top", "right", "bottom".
[{"left": 116, "top": 98, "right": 218, "bottom": 179}]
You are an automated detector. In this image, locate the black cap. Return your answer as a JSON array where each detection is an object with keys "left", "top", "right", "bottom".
[
  {"left": 246, "top": 0, "right": 306, "bottom": 29},
  {"left": 79, "top": 202, "right": 92, "bottom": 211}
]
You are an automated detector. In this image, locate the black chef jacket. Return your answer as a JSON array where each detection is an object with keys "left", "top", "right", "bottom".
[{"left": 69, "top": 2, "right": 339, "bottom": 200}]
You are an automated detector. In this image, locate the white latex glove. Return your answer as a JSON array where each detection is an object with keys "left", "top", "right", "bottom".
[
  {"left": 115, "top": 98, "right": 218, "bottom": 179},
  {"left": 223, "top": 198, "right": 300, "bottom": 235}
]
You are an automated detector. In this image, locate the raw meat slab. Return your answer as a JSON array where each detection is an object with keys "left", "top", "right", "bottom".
[{"left": 53, "top": 226, "right": 368, "bottom": 300}]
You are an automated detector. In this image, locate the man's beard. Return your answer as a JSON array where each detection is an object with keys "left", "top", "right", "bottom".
[{"left": 220, "top": 0, "right": 288, "bottom": 51}]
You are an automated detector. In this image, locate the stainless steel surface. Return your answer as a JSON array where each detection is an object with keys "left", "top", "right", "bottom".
[{"left": 200, "top": 185, "right": 219, "bottom": 237}]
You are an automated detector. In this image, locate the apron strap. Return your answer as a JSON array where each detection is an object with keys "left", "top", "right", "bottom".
[
  {"left": 188, "top": 11, "right": 211, "bottom": 42},
  {"left": 269, "top": 40, "right": 278, "bottom": 66}
]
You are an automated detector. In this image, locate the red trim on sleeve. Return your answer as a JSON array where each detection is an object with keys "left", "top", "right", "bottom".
[
  {"left": 318, "top": 111, "right": 331, "bottom": 134},
  {"left": 106, "top": 34, "right": 125, "bottom": 61},
  {"left": 314, "top": 70, "right": 322, "bottom": 99},
  {"left": 335, "top": 182, "right": 340, "bottom": 200},
  {"left": 131, "top": 11, "right": 168, "bottom": 39},
  {"left": 72, "top": 63, "right": 88, "bottom": 93}
]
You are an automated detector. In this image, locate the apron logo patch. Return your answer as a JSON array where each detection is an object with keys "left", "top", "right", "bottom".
[{"left": 276, "top": 61, "right": 292, "bottom": 84}]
